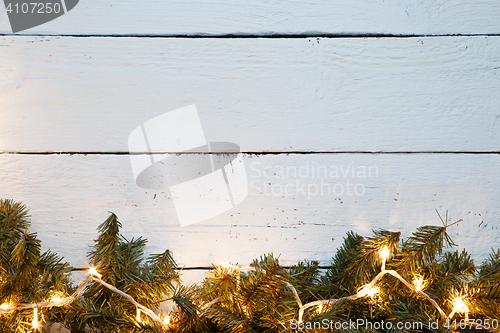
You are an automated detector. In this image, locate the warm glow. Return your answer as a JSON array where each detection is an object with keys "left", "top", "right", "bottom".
[
  {"left": 221, "top": 261, "right": 236, "bottom": 272},
  {"left": 88, "top": 266, "right": 102, "bottom": 278},
  {"left": 414, "top": 278, "right": 424, "bottom": 291},
  {"left": 136, "top": 308, "right": 141, "bottom": 323},
  {"left": 358, "top": 286, "right": 380, "bottom": 298},
  {"left": 380, "top": 247, "right": 390, "bottom": 261},
  {"left": 50, "top": 292, "right": 66, "bottom": 304},
  {"left": 453, "top": 298, "right": 468, "bottom": 313},
  {"left": 164, "top": 314, "right": 171, "bottom": 325},
  {"left": 32, "top": 307, "right": 39, "bottom": 329},
  {"left": 318, "top": 304, "right": 323, "bottom": 313},
  {"left": 0, "top": 302, "right": 11, "bottom": 310}
]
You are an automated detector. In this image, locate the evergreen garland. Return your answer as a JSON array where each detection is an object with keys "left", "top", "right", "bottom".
[
  {"left": 0, "top": 199, "right": 499, "bottom": 333},
  {"left": 55, "top": 213, "right": 179, "bottom": 332},
  {"left": 0, "top": 199, "right": 72, "bottom": 333}
]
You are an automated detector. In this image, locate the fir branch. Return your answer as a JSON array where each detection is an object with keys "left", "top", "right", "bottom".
[
  {"left": 205, "top": 305, "right": 246, "bottom": 333},
  {"left": 339, "top": 230, "right": 400, "bottom": 287},
  {"left": 478, "top": 249, "right": 500, "bottom": 298},
  {"left": 393, "top": 225, "right": 456, "bottom": 277},
  {"left": 320, "top": 231, "right": 363, "bottom": 297},
  {"left": 0, "top": 199, "right": 29, "bottom": 246},
  {"left": 171, "top": 285, "right": 199, "bottom": 317}
]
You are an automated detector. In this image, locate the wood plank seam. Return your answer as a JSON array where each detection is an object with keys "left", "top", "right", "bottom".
[
  {"left": 1, "top": 33, "right": 500, "bottom": 38},
  {"left": 1, "top": 152, "right": 499, "bottom": 155}
]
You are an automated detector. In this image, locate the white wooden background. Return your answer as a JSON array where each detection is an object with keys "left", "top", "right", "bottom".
[{"left": 1, "top": 2, "right": 499, "bottom": 277}]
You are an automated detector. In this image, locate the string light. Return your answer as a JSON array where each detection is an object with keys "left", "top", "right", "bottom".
[
  {"left": 32, "top": 307, "right": 39, "bottom": 330},
  {"left": 380, "top": 247, "right": 390, "bottom": 261},
  {"left": 51, "top": 296, "right": 64, "bottom": 303},
  {"left": 413, "top": 276, "right": 424, "bottom": 291},
  {"left": 49, "top": 292, "right": 68, "bottom": 305},
  {"left": 453, "top": 298, "right": 468, "bottom": 313},
  {"left": 0, "top": 302, "right": 11, "bottom": 310},
  {"left": 88, "top": 266, "right": 102, "bottom": 278},
  {"left": 380, "top": 246, "right": 390, "bottom": 271},
  {"left": 207, "top": 259, "right": 485, "bottom": 329},
  {"left": 0, "top": 258, "right": 487, "bottom": 331},
  {"left": 0, "top": 269, "right": 169, "bottom": 330},
  {"left": 357, "top": 285, "right": 380, "bottom": 298},
  {"left": 447, "top": 297, "right": 470, "bottom": 322},
  {"left": 136, "top": 308, "right": 141, "bottom": 323},
  {"left": 220, "top": 261, "right": 238, "bottom": 273}
]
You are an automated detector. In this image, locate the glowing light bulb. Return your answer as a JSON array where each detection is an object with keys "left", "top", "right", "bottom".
[
  {"left": 380, "top": 247, "right": 390, "bottom": 261},
  {"left": 453, "top": 298, "right": 468, "bottom": 313},
  {"left": 32, "top": 307, "right": 39, "bottom": 329},
  {"left": 366, "top": 287, "right": 380, "bottom": 297},
  {"left": 414, "top": 278, "right": 424, "bottom": 291},
  {"left": 318, "top": 304, "right": 323, "bottom": 313},
  {"left": 50, "top": 292, "right": 66, "bottom": 304},
  {"left": 358, "top": 286, "right": 380, "bottom": 298},
  {"left": 221, "top": 261, "right": 236, "bottom": 272},
  {"left": 164, "top": 314, "right": 171, "bottom": 325},
  {"left": 0, "top": 302, "right": 11, "bottom": 310},
  {"left": 88, "top": 266, "right": 102, "bottom": 278}
]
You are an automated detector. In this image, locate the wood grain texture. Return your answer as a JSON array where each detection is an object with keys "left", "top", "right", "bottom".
[
  {"left": 0, "top": 153, "right": 498, "bottom": 268},
  {"left": 0, "top": 0, "right": 500, "bottom": 35},
  {"left": 1, "top": 36, "right": 499, "bottom": 153}
]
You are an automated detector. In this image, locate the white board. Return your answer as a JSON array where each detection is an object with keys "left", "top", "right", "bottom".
[
  {"left": 1, "top": 36, "right": 499, "bottom": 153},
  {"left": 0, "top": 153, "right": 498, "bottom": 268},
  {"left": 0, "top": 0, "right": 500, "bottom": 35}
]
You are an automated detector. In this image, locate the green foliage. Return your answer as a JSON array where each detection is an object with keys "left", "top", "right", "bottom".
[
  {"left": 182, "top": 254, "right": 298, "bottom": 333},
  {"left": 0, "top": 199, "right": 72, "bottom": 333},
  {"left": 1, "top": 201, "right": 499, "bottom": 333},
  {"left": 318, "top": 230, "right": 400, "bottom": 299},
  {"left": 171, "top": 216, "right": 499, "bottom": 333},
  {"left": 0, "top": 202, "right": 181, "bottom": 332},
  {"left": 58, "top": 213, "right": 179, "bottom": 333},
  {"left": 471, "top": 250, "right": 500, "bottom": 321},
  {"left": 478, "top": 249, "right": 500, "bottom": 297},
  {"left": 394, "top": 224, "right": 456, "bottom": 277}
]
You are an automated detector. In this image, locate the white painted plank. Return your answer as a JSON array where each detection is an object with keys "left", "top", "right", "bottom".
[
  {"left": 1, "top": 1, "right": 500, "bottom": 35},
  {"left": 1, "top": 36, "right": 499, "bottom": 152},
  {"left": 0, "top": 153, "right": 498, "bottom": 268}
]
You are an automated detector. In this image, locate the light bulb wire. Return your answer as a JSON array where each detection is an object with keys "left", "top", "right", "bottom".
[{"left": 0, "top": 262, "right": 488, "bottom": 331}]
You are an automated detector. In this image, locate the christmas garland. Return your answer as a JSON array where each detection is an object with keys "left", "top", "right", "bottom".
[{"left": 0, "top": 199, "right": 499, "bottom": 332}]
